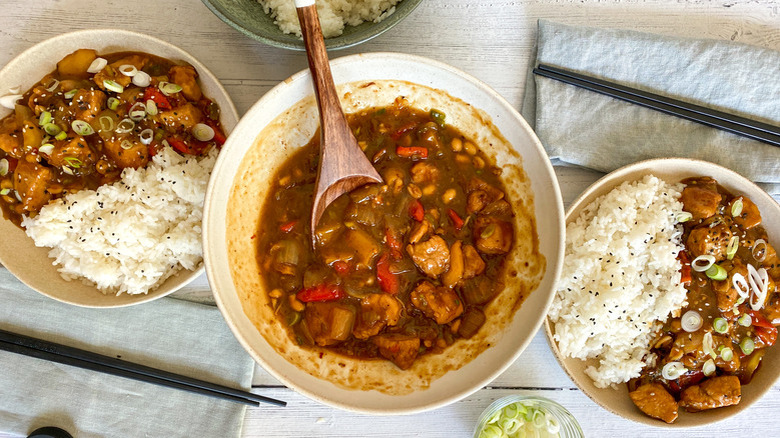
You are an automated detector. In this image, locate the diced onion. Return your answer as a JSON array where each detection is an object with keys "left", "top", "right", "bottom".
[
  {"left": 55, "top": 131, "right": 67, "bottom": 141},
  {"left": 158, "top": 81, "right": 182, "bottom": 95},
  {"left": 681, "top": 310, "right": 703, "bottom": 332},
  {"left": 192, "top": 123, "right": 215, "bottom": 141},
  {"left": 87, "top": 57, "right": 108, "bottom": 73},
  {"left": 63, "top": 157, "right": 83, "bottom": 169},
  {"left": 45, "top": 79, "right": 59, "bottom": 92},
  {"left": 64, "top": 89, "right": 79, "bottom": 99},
  {"left": 692, "top": 255, "right": 716, "bottom": 272},
  {"left": 38, "top": 111, "right": 52, "bottom": 126},
  {"left": 726, "top": 236, "right": 739, "bottom": 260},
  {"left": 721, "top": 347, "right": 734, "bottom": 361},
  {"left": 0, "top": 94, "right": 22, "bottom": 109},
  {"left": 706, "top": 264, "right": 727, "bottom": 281},
  {"left": 128, "top": 102, "right": 147, "bottom": 121},
  {"left": 713, "top": 317, "right": 728, "bottom": 334},
  {"left": 703, "top": 332, "right": 717, "bottom": 360},
  {"left": 0, "top": 158, "right": 8, "bottom": 176},
  {"left": 661, "top": 361, "right": 686, "bottom": 380},
  {"left": 139, "top": 128, "right": 154, "bottom": 145},
  {"left": 38, "top": 144, "right": 54, "bottom": 155},
  {"left": 103, "top": 79, "right": 124, "bottom": 94},
  {"left": 748, "top": 264, "right": 769, "bottom": 311},
  {"left": 118, "top": 64, "right": 138, "bottom": 77},
  {"left": 115, "top": 118, "right": 135, "bottom": 134},
  {"left": 731, "top": 198, "right": 744, "bottom": 217},
  {"left": 43, "top": 123, "right": 61, "bottom": 136},
  {"left": 107, "top": 97, "right": 120, "bottom": 111},
  {"left": 702, "top": 358, "right": 716, "bottom": 376},
  {"left": 120, "top": 139, "right": 134, "bottom": 150},
  {"left": 676, "top": 211, "right": 693, "bottom": 223},
  {"left": 738, "top": 313, "right": 752, "bottom": 327},
  {"left": 752, "top": 239, "right": 767, "bottom": 262},
  {"left": 98, "top": 116, "right": 114, "bottom": 132},
  {"left": 71, "top": 120, "right": 95, "bottom": 136},
  {"left": 741, "top": 338, "right": 755, "bottom": 355},
  {"left": 132, "top": 71, "right": 151, "bottom": 87},
  {"left": 145, "top": 99, "right": 158, "bottom": 115}
]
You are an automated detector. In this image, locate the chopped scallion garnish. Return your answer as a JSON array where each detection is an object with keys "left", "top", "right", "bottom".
[
  {"left": 721, "top": 346, "right": 734, "bottom": 361},
  {"left": 63, "top": 157, "right": 83, "bottom": 169},
  {"left": 713, "top": 317, "right": 728, "bottom": 334},
  {"left": 103, "top": 79, "right": 124, "bottom": 93},
  {"left": 738, "top": 314, "right": 752, "bottom": 327},
  {"left": 55, "top": 131, "right": 67, "bottom": 141},
  {"left": 71, "top": 120, "right": 95, "bottom": 136},
  {"left": 0, "top": 188, "right": 9, "bottom": 196},
  {"left": 726, "top": 235, "right": 739, "bottom": 260},
  {"left": 107, "top": 97, "right": 120, "bottom": 111},
  {"left": 39, "top": 144, "right": 54, "bottom": 155},
  {"left": 740, "top": 337, "right": 755, "bottom": 355},
  {"left": 64, "top": 89, "right": 79, "bottom": 99},
  {"left": 43, "top": 123, "right": 61, "bottom": 136},
  {"left": 0, "top": 158, "right": 8, "bottom": 176},
  {"left": 702, "top": 358, "right": 716, "bottom": 376},
  {"left": 38, "top": 111, "right": 52, "bottom": 126},
  {"left": 706, "top": 264, "right": 727, "bottom": 281},
  {"left": 159, "top": 81, "right": 182, "bottom": 95},
  {"left": 676, "top": 211, "right": 693, "bottom": 223},
  {"left": 731, "top": 198, "right": 743, "bottom": 217}
]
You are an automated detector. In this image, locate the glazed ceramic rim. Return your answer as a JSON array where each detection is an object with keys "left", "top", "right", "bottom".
[
  {"left": 203, "top": 52, "right": 564, "bottom": 413},
  {"left": 0, "top": 29, "right": 238, "bottom": 307}
]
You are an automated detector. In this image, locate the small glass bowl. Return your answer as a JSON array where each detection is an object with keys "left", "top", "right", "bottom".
[{"left": 473, "top": 395, "right": 584, "bottom": 438}]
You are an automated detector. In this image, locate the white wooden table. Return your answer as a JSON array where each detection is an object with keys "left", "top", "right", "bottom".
[{"left": 1, "top": 0, "right": 779, "bottom": 436}]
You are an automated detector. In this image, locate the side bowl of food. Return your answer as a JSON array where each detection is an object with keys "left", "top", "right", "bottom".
[
  {"left": 203, "top": 52, "right": 564, "bottom": 413},
  {"left": 0, "top": 29, "right": 239, "bottom": 307},
  {"left": 545, "top": 158, "right": 780, "bottom": 427}
]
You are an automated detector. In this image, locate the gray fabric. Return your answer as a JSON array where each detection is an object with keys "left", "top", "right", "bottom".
[
  {"left": 522, "top": 20, "right": 780, "bottom": 186},
  {"left": 0, "top": 268, "right": 255, "bottom": 438}
]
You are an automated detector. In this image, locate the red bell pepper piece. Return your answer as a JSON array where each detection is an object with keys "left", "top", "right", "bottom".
[
  {"left": 332, "top": 260, "right": 350, "bottom": 276},
  {"left": 447, "top": 208, "right": 464, "bottom": 230},
  {"left": 756, "top": 325, "right": 778, "bottom": 346},
  {"left": 409, "top": 199, "right": 424, "bottom": 222},
  {"left": 678, "top": 250, "right": 692, "bottom": 285},
  {"left": 167, "top": 137, "right": 208, "bottom": 156},
  {"left": 376, "top": 253, "right": 398, "bottom": 294},
  {"left": 743, "top": 308, "right": 775, "bottom": 329},
  {"left": 204, "top": 118, "right": 226, "bottom": 146},
  {"left": 3, "top": 157, "right": 18, "bottom": 173},
  {"left": 143, "top": 87, "right": 172, "bottom": 110},
  {"left": 279, "top": 220, "right": 297, "bottom": 233},
  {"left": 396, "top": 146, "right": 428, "bottom": 159},
  {"left": 296, "top": 284, "right": 345, "bottom": 302}
]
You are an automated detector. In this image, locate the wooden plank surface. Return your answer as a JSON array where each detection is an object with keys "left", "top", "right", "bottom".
[{"left": 0, "top": 0, "right": 778, "bottom": 437}]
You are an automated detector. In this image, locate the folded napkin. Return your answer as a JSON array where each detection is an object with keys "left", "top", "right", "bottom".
[
  {"left": 522, "top": 20, "right": 780, "bottom": 186},
  {"left": 0, "top": 268, "right": 255, "bottom": 438}
]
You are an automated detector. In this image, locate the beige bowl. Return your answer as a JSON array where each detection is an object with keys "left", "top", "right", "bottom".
[
  {"left": 0, "top": 30, "right": 239, "bottom": 307},
  {"left": 203, "top": 53, "right": 564, "bottom": 413},
  {"left": 545, "top": 158, "right": 780, "bottom": 427}
]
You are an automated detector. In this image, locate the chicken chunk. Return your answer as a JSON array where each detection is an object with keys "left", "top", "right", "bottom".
[
  {"left": 681, "top": 185, "right": 721, "bottom": 221},
  {"left": 462, "top": 244, "right": 486, "bottom": 278},
  {"left": 159, "top": 103, "right": 203, "bottom": 133},
  {"left": 303, "top": 301, "right": 357, "bottom": 347},
  {"left": 481, "top": 199, "right": 512, "bottom": 216},
  {"left": 686, "top": 220, "right": 731, "bottom": 261},
  {"left": 169, "top": 65, "right": 202, "bottom": 101},
  {"left": 629, "top": 383, "right": 678, "bottom": 424},
  {"left": 47, "top": 135, "right": 97, "bottom": 170},
  {"left": 731, "top": 196, "right": 761, "bottom": 230},
  {"left": 56, "top": 49, "right": 98, "bottom": 78},
  {"left": 352, "top": 294, "right": 402, "bottom": 340},
  {"left": 13, "top": 161, "right": 54, "bottom": 213},
  {"left": 679, "top": 376, "right": 741, "bottom": 412},
  {"left": 372, "top": 334, "right": 420, "bottom": 370},
  {"left": 406, "top": 235, "right": 450, "bottom": 277},
  {"left": 466, "top": 178, "right": 504, "bottom": 214},
  {"left": 410, "top": 281, "right": 464, "bottom": 324},
  {"left": 410, "top": 162, "right": 439, "bottom": 185},
  {"left": 103, "top": 136, "right": 149, "bottom": 169},
  {"left": 473, "top": 216, "right": 513, "bottom": 254},
  {"left": 0, "top": 117, "right": 22, "bottom": 158},
  {"left": 69, "top": 89, "right": 106, "bottom": 123}
]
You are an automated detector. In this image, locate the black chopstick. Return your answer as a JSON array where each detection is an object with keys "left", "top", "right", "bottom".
[
  {"left": 532, "top": 63, "right": 780, "bottom": 148},
  {"left": 0, "top": 329, "right": 285, "bottom": 408}
]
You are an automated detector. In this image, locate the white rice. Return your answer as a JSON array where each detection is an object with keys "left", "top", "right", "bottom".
[
  {"left": 548, "top": 175, "right": 688, "bottom": 388},
  {"left": 22, "top": 147, "right": 217, "bottom": 296},
  {"left": 259, "top": 0, "right": 402, "bottom": 38}
]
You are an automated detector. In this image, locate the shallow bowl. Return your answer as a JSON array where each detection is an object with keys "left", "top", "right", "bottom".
[
  {"left": 203, "top": 53, "right": 564, "bottom": 413},
  {"left": 0, "top": 29, "right": 239, "bottom": 307},
  {"left": 545, "top": 158, "right": 780, "bottom": 427}
]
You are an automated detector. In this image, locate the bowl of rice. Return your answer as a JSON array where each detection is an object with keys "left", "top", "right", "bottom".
[
  {"left": 201, "top": 0, "right": 422, "bottom": 50},
  {"left": 545, "top": 158, "right": 780, "bottom": 427},
  {"left": 0, "top": 30, "right": 238, "bottom": 307}
]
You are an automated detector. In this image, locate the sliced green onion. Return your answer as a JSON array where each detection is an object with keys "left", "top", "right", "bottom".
[
  {"left": 63, "top": 157, "right": 83, "bottom": 169},
  {"left": 64, "top": 89, "right": 79, "bottom": 99},
  {"left": 726, "top": 235, "right": 739, "bottom": 260},
  {"left": 192, "top": 123, "right": 215, "bottom": 141},
  {"left": 139, "top": 128, "right": 154, "bottom": 145},
  {"left": 661, "top": 361, "right": 686, "bottom": 380},
  {"left": 118, "top": 64, "right": 138, "bottom": 77},
  {"left": 158, "top": 81, "right": 182, "bottom": 95},
  {"left": 741, "top": 337, "right": 755, "bottom": 355},
  {"left": 132, "top": 71, "right": 151, "bottom": 87},
  {"left": 38, "top": 111, "right": 52, "bottom": 126},
  {"left": 61, "top": 166, "right": 73, "bottom": 175},
  {"left": 129, "top": 102, "right": 146, "bottom": 121},
  {"left": 45, "top": 79, "right": 59, "bottom": 92},
  {"left": 0, "top": 158, "right": 8, "bottom": 176},
  {"left": 481, "top": 224, "right": 496, "bottom": 239},
  {"left": 55, "top": 131, "right": 67, "bottom": 141},
  {"left": 706, "top": 264, "right": 727, "bottom": 281},
  {"left": 43, "top": 123, "right": 61, "bottom": 136},
  {"left": 430, "top": 108, "right": 446, "bottom": 126},
  {"left": 731, "top": 198, "right": 743, "bottom": 217},
  {"left": 14, "top": 190, "right": 21, "bottom": 201},
  {"left": 115, "top": 118, "right": 135, "bottom": 134},
  {"left": 531, "top": 409, "right": 545, "bottom": 429},
  {"left": 703, "top": 332, "right": 717, "bottom": 360},
  {"left": 702, "top": 358, "right": 716, "bottom": 376},
  {"left": 733, "top": 273, "right": 750, "bottom": 300},
  {"left": 107, "top": 97, "right": 120, "bottom": 111},
  {"left": 145, "top": 99, "right": 158, "bottom": 115},
  {"left": 748, "top": 264, "right": 769, "bottom": 311},
  {"left": 692, "top": 255, "right": 716, "bottom": 272},
  {"left": 120, "top": 139, "right": 134, "bottom": 150},
  {"left": 721, "top": 346, "right": 734, "bottom": 361},
  {"left": 681, "top": 310, "right": 703, "bottom": 332},
  {"left": 87, "top": 57, "right": 107, "bottom": 74},
  {"left": 71, "top": 120, "right": 94, "bottom": 136},
  {"left": 0, "top": 188, "right": 9, "bottom": 196},
  {"left": 738, "top": 314, "right": 752, "bottom": 327},
  {"left": 98, "top": 116, "right": 114, "bottom": 132},
  {"left": 478, "top": 424, "right": 502, "bottom": 438},
  {"left": 38, "top": 144, "right": 54, "bottom": 155},
  {"left": 103, "top": 79, "right": 124, "bottom": 93},
  {"left": 713, "top": 317, "right": 728, "bottom": 334},
  {"left": 498, "top": 417, "right": 521, "bottom": 435},
  {"left": 752, "top": 239, "right": 767, "bottom": 262},
  {"left": 676, "top": 211, "right": 693, "bottom": 223}
]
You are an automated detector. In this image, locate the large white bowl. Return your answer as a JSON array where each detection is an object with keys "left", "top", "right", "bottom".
[
  {"left": 545, "top": 158, "right": 780, "bottom": 427},
  {"left": 0, "top": 30, "right": 239, "bottom": 307},
  {"left": 203, "top": 53, "right": 564, "bottom": 413}
]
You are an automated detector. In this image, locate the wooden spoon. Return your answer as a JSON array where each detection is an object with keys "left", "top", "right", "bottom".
[{"left": 295, "top": 0, "right": 383, "bottom": 245}]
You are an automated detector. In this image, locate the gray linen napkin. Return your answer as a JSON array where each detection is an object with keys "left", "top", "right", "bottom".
[
  {"left": 521, "top": 20, "right": 780, "bottom": 187},
  {"left": 0, "top": 268, "right": 255, "bottom": 438}
]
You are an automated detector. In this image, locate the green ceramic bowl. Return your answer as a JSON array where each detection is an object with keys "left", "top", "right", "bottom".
[{"left": 201, "top": 0, "right": 422, "bottom": 50}]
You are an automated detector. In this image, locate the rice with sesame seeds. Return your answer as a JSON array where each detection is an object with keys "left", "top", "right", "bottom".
[
  {"left": 548, "top": 175, "right": 688, "bottom": 388},
  {"left": 21, "top": 147, "right": 216, "bottom": 295}
]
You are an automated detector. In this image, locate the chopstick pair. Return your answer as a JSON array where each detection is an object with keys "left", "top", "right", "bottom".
[
  {"left": 532, "top": 63, "right": 780, "bottom": 148},
  {"left": 0, "top": 329, "right": 285, "bottom": 408}
]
